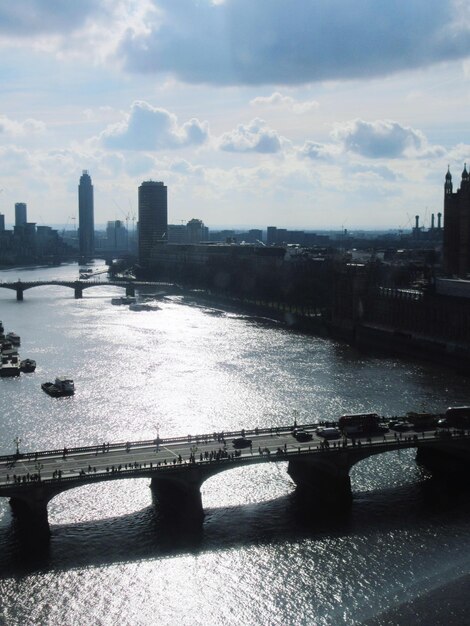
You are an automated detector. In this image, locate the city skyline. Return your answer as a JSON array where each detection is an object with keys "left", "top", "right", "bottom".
[{"left": 0, "top": 1, "right": 469, "bottom": 230}]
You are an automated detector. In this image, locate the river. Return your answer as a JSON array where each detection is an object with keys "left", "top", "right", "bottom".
[{"left": 0, "top": 262, "right": 469, "bottom": 626}]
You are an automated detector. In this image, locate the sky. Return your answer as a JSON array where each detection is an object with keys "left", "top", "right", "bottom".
[{"left": 0, "top": 0, "right": 469, "bottom": 231}]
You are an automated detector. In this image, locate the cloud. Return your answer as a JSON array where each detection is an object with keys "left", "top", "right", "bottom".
[
  {"left": 0, "top": 146, "right": 34, "bottom": 173},
  {"left": 332, "top": 119, "right": 428, "bottom": 158},
  {"left": 0, "top": 1, "right": 104, "bottom": 36},
  {"left": 250, "top": 92, "right": 319, "bottom": 113},
  {"left": 118, "top": 0, "right": 470, "bottom": 86},
  {"left": 219, "top": 118, "right": 282, "bottom": 153},
  {"left": 0, "top": 115, "right": 46, "bottom": 137},
  {"left": 100, "top": 100, "right": 209, "bottom": 151},
  {"left": 298, "top": 141, "right": 339, "bottom": 161},
  {"left": 347, "top": 163, "right": 399, "bottom": 182},
  {"left": 169, "top": 159, "right": 205, "bottom": 177}
]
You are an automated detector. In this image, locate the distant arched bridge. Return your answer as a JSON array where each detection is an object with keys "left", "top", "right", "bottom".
[
  {"left": 0, "top": 280, "right": 181, "bottom": 300},
  {"left": 1, "top": 423, "right": 469, "bottom": 538}
]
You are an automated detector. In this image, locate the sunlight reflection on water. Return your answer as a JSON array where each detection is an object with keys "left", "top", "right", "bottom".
[{"left": 0, "top": 262, "right": 470, "bottom": 626}]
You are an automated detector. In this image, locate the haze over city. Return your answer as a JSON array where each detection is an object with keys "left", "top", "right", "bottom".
[{"left": 1, "top": 0, "right": 470, "bottom": 229}]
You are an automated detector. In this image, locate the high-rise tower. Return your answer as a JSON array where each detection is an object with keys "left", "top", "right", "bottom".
[
  {"left": 78, "top": 170, "right": 94, "bottom": 259},
  {"left": 15, "top": 203, "right": 27, "bottom": 227},
  {"left": 138, "top": 180, "right": 167, "bottom": 267}
]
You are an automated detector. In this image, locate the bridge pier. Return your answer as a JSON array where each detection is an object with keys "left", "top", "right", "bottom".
[
  {"left": 9, "top": 489, "right": 50, "bottom": 538},
  {"left": 126, "top": 285, "right": 135, "bottom": 297},
  {"left": 288, "top": 456, "right": 352, "bottom": 512},
  {"left": 150, "top": 473, "right": 204, "bottom": 522},
  {"left": 74, "top": 286, "right": 83, "bottom": 299},
  {"left": 16, "top": 288, "right": 24, "bottom": 301}
]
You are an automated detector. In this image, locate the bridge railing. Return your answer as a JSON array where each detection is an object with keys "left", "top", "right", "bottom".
[
  {"left": 0, "top": 419, "right": 464, "bottom": 466},
  {"left": 0, "top": 422, "right": 324, "bottom": 463}
]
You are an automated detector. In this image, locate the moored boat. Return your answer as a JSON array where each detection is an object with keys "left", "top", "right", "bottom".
[
  {"left": 20, "top": 358, "right": 36, "bottom": 373},
  {"left": 111, "top": 296, "right": 136, "bottom": 305},
  {"left": 6, "top": 332, "right": 20, "bottom": 346},
  {"left": 0, "top": 355, "right": 21, "bottom": 377},
  {"left": 41, "top": 376, "right": 75, "bottom": 397},
  {"left": 129, "top": 302, "right": 161, "bottom": 311}
]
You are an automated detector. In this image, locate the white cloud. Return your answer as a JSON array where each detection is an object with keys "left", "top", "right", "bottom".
[
  {"left": 100, "top": 100, "right": 209, "bottom": 151},
  {"left": 219, "top": 118, "right": 283, "bottom": 154},
  {"left": 298, "top": 141, "right": 339, "bottom": 161},
  {"left": 347, "top": 163, "right": 399, "bottom": 182},
  {"left": 169, "top": 159, "right": 205, "bottom": 177},
  {"left": 333, "top": 119, "right": 433, "bottom": 159},
  {"left": 0, "top": 115, "right": 46, "bottom": 137},
  {"left": 250, "top": 92, "right": 319, "bottom": 114}
]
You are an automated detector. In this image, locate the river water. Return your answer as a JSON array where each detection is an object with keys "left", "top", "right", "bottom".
[{"left": 0, "top": 262, "right": 469, "bottom": 626}]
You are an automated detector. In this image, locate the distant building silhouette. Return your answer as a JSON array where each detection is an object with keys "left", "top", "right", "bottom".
[
  {"left": 106, "top": 220, "right": 128, "bottom": 250},
  {"left": 0, "top": 213, "right": 4, "bottom": 232},
  {"left": 14, "top": 203, "right": 27, "bottom": 227},
  {"left": 443, "top": 164, "right": 470, "bottom": 276},
  {"left": 78, "top": 170, "right": 94, "bottom": 259},
  {"left": 138, "top": 180, "right": 167, "bottom": 267}
]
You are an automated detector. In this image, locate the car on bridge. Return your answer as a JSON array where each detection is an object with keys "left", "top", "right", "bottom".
[
  {"left": 293, "top": 429, "right": 313, "bottom": 442},
  {"left": 316, "top": 427, "right": 341, "bottom": 439},
  {"left": 389, "top": 421, "right": 412, "bottom": 432},
  {"left": 232, "top": 437, "right": 252, "bottom": 449}
]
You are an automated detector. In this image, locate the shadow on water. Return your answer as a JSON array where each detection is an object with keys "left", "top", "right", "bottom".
[{"left": 0, "top": 476, "right": 469, "bottom": 579}]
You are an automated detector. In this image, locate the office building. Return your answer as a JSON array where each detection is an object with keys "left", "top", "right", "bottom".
[
  {"left": 15, "top": 203, "right": 27, "bottom": 227},
  {"left": 0, "top": 214, "right": 4, "bottom": 232},
  {"left": 106, "top": 220, "right": 128, "bottom": 250},
  {"left": 78, "top": 170, "right": 94, "bottom": 259},
  {"left": 138, "top": 180, "right": 167, "bottom": 267}
]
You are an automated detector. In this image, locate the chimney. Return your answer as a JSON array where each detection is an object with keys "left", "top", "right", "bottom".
[
  {"left": 431, "top": 214, "right": 435, "bottom": 229},
  {"left": 437, "top": 212, "right": 442, "bottom": 230},
  {"left": 415, "top": 215, "right": 419, "bottom": 230}
]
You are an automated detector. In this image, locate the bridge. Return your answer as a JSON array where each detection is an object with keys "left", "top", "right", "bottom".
[
  {"left": 1, "top": 422, "right": 469, "bottom": 537},
  {"left": 0, "top": 280, "right": 181, "bottom": 300}
]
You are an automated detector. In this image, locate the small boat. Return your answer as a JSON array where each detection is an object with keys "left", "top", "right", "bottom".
[
  {"left": 6, "top": 332, "right": 20, "bottom": 346},
  {"left": 111, "top": 296, "right": 136, "bottom": 305},
  {"left": 0, "top": 355, "right": 20, "bottom": 377},
  {"left": 41, "top": 376, "right": 75, "bottom": 397},
  {"left": 129, "top": 302, "right": 161, "bottom": 312},
  {"left": 20, "top": 358, "right": 36, "bottom": 373},
  {"left": 1, "top": 342, "right": 18, "bottom": 357}
]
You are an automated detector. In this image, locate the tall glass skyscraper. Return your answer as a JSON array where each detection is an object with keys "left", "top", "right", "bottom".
[
  {"left": 138, "top": 180, "right": 167, "bottom": 267},
  {"left": 78, "top": 170, "right": 94, "bottom": 259}
]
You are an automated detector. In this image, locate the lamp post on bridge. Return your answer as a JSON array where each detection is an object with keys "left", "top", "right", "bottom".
[
  {"left": 13, "top": 436, "right": 22, "bottom": 458},
  {"left": 35, "top": 462, "right": 44, "bottom": 481},
  {"left": 156, "top": 422, "right": 161, "bottom": 451}
]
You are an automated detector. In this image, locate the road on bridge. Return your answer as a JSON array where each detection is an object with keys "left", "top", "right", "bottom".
[{"left": 0, "top": 424, "right": 453, "bottom": 487}]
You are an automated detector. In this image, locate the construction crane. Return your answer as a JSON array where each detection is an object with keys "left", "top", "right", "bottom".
[{"left": 61, "top": 216, "right": 76, "bottom": 237}]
